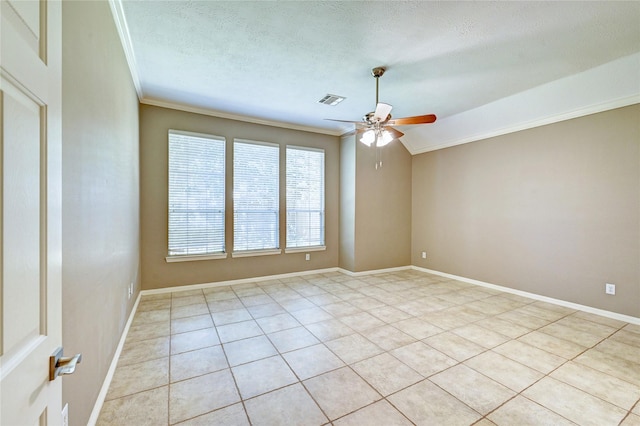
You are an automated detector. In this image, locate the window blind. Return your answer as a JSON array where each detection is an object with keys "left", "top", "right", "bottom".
[
  {"left": 286, "top": 146, "right": 325, "bottom": 248},
  {"left": 233, "top": 140, "right": 279, "bottom": 251},
  {"left": 168, "top": 130, "right": 225, "bottom": 256}
]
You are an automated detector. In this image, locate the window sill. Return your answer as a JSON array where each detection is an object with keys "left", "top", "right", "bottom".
[
  {"left": 284, "top": 246, "right": 326, "bottom": 254},
  {"left": 232, "top": 249, "right": 282, "bottom": 258},
  {"left": 166, "top": 253, "right": 228, "bottom": 263}
]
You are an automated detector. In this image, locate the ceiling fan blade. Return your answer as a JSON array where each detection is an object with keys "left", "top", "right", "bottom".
[
  {"left": 384, "top": 127, "right": 404, "bottom": 139},
  {"left": 373, "top": 103, "right": 393, "bottom": 122},
  {"left": 387, "top": 114, "right": 437, "bottom": 126},
  {"left": 325, "top": 118, "right": 365, "bottom": 124}
]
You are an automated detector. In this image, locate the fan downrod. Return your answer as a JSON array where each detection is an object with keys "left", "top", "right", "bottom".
[{"left": 371, "top": 66, "right": 386, "bottom": 113}]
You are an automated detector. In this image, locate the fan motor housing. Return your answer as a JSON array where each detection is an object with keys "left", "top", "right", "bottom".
[{"left": 363, "top": 111, "right": 391, "bottom": 124}]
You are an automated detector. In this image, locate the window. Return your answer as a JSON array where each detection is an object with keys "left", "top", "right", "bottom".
[
  {"left": 168, "top": 130, "right": 225, "bottom": 258},
  {"left": 233, "top": 139, "right": 279, "bottom": 253},
  {"left": 286, "top": 146, "right": 325, "bottom": 248}
]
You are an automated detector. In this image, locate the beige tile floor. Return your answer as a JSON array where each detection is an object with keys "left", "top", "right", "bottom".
[{"left": 97, "top": 270, "right": 640, "bottom": 426}]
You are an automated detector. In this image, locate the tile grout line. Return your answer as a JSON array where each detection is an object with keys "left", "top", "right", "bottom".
[
  {"left": 166, "top": 293, "right": 175, "bottom": 426},
  {"left": 206, "top": 276, "right": 628, "bottom": 423},
  {"left": 618, "top": 398, "right": 640, "bottom": 425},
  {"left": 206, "top": 288, "right": 253, "bottom": 426},
  {"left": 107, "top": 271, "right": 638, "bottom": 425},
  {"left": 473, "top": 309, "right": 632, "bottom": 425},
  {"left": 238, "top": 279, "right": 342, "bottom": 424},
  {"left": 241, "top": 275, "right": 407, "bottom": 423}
]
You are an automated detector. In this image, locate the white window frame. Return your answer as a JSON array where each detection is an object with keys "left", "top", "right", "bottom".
[
  {"left": 166, "top": 129, "right": 227, "bottom": 262},
  {"left": 232, "top": 138, "right": 281, "bottom": 257},
  {"left": 285, "top": 145, "right": 326, "bottom": 252}
]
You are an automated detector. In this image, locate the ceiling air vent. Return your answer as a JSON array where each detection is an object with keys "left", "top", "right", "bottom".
[{"left": 318, "top": 94, "right": 345, "bottom": 106}]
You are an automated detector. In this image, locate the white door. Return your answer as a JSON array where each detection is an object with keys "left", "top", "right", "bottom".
[{"left": 0, "top": 0, "right": 63, "bottom": 425}]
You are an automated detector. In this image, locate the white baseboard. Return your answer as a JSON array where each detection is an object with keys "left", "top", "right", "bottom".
[
  {"left": 412, "top": 266, "right": 640, "bottom": 325},
  {"left": 140, "top": 265, "right": 413, "bottom": 296},
  {"left": 87, "top": 292, "right": 142, "bottom": 426},
  {"left": 337, "top": 266, "right": 412, "bottom": 277},
  {"left": 140, "top": 267, "right": 343, "bottom": 295}
]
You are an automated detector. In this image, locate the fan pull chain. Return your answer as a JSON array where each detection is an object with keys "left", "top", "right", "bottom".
[{"left": 375, "top": 147, "right": 383, "bottom": 170}]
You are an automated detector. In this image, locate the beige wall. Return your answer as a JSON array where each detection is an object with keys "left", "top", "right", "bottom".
[
  {"left": 339, "top": 134, "right": 412, "bottom": 272},
  {"left": 354, "top": 138, "right": 412, "bottom": 271},
  {"left": 61, "top": 2, "right": 140, "bottom": 425},
  {"left": 339, "top": 134, "right": 356, "bottom": 270},
  {"left": 412, "top": 105, "right": 640, "bottom": 317},
  {"left": 140, "top": 105, "right": 340, "bottom": 289}
]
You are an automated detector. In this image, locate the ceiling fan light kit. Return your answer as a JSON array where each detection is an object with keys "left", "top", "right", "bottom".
[
  {"left": 360, "top": 128, "right": 394, "bottom": 147},
  {"left": 327, "top": 66, "right": 437, "bottom": 151}
]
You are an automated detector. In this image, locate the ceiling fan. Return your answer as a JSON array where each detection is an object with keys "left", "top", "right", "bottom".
[{"left": 327, "top": 66, "right": 437, "bottom": 148}]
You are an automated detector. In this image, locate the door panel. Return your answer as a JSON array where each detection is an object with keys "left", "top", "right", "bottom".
[
  {"left": 7, "top": 0, "right": 40, "bottom": 40},
  {"left": 1, "top": 0, "right": 62, "bottom": 424},
  {"left": 2, "top": 81, "right": 43, "bottom": 357}
]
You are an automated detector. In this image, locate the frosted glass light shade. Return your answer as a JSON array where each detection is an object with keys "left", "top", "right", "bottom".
[
  {"left": 376, "top": 130, "right": 393, "bottom": 147},
  {"left": 360, "top": 129, "right": 376, "bottom": 147}
]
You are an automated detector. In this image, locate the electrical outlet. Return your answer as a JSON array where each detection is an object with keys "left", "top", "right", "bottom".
[
  {"left": 605, "top": 283, "right": 616, "bottom": 295},
  {"left": 61, "top": 403, "right": 69, "bottom": 426},
  {"left": 305, "top": 253, "right": 310, "bottom": 261},
  {"left": 421, "top": 251, "right": 427, "bottom": 259}
]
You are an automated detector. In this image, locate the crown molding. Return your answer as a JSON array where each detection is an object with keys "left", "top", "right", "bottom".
[
  {"left": 140, "top": 98, "right": 343, "bottom": 136},
  {"left": 409, "top": 95, "right": 640, "bottom": 155},
  {"left": 108, "top": 0, "right": 143, "bottom": 99},
  {"left": 405, "top": 53, "right": 640, "bottom": 155}
]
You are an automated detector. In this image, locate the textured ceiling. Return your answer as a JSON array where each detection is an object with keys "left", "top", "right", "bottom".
[{"left": 117, "top": 0, "right": 640, "bottom": 153}]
